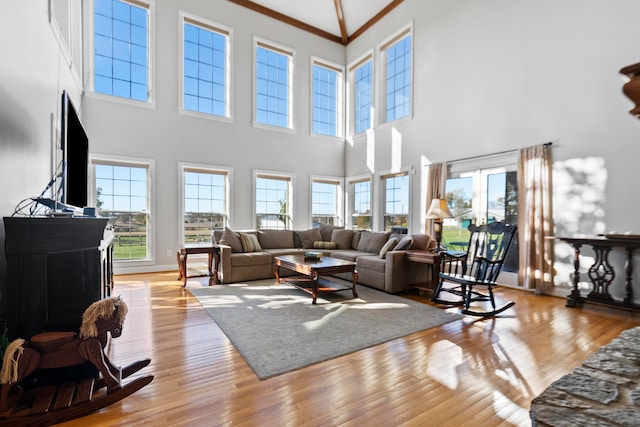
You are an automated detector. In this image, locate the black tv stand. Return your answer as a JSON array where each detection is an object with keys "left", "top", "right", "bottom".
[{"left": 3, "top": 216, "right": 114, "bottom": 340}]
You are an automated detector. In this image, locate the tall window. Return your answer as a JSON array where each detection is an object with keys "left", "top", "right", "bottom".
[
  {"left": 181, "top": 14, "right": 230, "bottom": 118},
  {"left": 93, "top": 159, "right": 151, "bottom": 260},
  {"left": 181, "top": 165, "right": 229, "bottom": 244},
  {"left": 254, "top": 38, "right": 294, "bottom": 130},
  {"left": 382, "top": 172, "right": 409, "bottom": 232},
  {"left": 311, "top": 178, "right": 342, "bottom": 226},
  {"left": 350, "top": 54, "right": 373, "bottom": 135},
  {"left": 381, "top": 26, "right": 412, "bottom": 123},
  {"left": 444, "top": 159, "right": 519, "bottom": 271},
  {"left": 312, "top": 58, "right": 343, "bottom": 137},
  {"left": 93, "top": 0, "right": 151, "bottom": 102},
  {"left": 350, "top": 177, "right": 372, "bottom": 230},
  {"left": 255, "top": 172, "right": 292, "bottom": 230}
]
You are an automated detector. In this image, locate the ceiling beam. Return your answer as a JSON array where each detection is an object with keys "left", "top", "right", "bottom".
[
  {"left": 333, "top": 0, "right": 348, "bottom": 45},
  {"left": 228, "top": 0, "right": 405, "bottom": 46},
  {"left": 348, "top": 0, "right": 405, "bottom": 44},
  {"left": 228, "top": 0, "right": 344, "bottom": 45}
]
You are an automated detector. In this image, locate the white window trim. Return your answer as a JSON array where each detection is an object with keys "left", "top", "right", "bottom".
[
  {"left": 178, "top": 11, "right": 233, "bottom": 123},
  {"left": 377, "top": 21, "right": 414, "bottom": 126},
  {"left": 89, "top": 153, "right": 156, "bottom": 268},
  {"left": 178, "top": 162, "right": 233, "bottom": 244},
  {"left": 84, "top": 0, "right": 157, "bottom": 109},
  {"left": 48, "top": 0, "right": 83, "bottom": 92},
  {"left": 253, "top": 169, "right": 296, "bottom": 229},
  {"left": 379, "top": 166, "right": 413, "bottom": 232},
  {"left": 252, "top": 36, "right": 296, "bottom": 134},
  {"left": 346, "top": 173, "right": 373, "bottom": 230},
  {"left": 309, "top": 175, "right": 345, "bottom": 228},
  {"left": 347, "top": 50, "right": 374, "bottom": 139},
  {"left": 310, "top": 56, "right": 345, "bottom": 139}
]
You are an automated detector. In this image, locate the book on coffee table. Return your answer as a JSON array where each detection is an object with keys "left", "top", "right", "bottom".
[{"left": 304, "top": 251, "right": 323, "bottom": 260}]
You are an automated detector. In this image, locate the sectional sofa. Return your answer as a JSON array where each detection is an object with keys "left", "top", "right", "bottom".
[{"left": 212, "top": 224, "right": 436, "bottom": 294}]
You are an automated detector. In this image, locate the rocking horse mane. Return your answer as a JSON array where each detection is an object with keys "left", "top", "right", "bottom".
[{"left": 79, "top": 297, "right": 128, "bottom": 339}]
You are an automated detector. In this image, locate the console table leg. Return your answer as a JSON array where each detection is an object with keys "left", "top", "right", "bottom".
[
  {"left": 566, "top": 243, "right": 582, "bottom": 308},
  {"left": 624, "top": 247, "right": 635, "bottom": 305}
]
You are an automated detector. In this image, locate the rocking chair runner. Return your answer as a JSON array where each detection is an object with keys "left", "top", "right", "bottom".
[{"left": 431, "top": 222, "right": 517, "bottom": 317}]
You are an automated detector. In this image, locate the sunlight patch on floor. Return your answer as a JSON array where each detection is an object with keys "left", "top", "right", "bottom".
[{"left": 426, "top": 340, "right": 462, "bottom": 390}]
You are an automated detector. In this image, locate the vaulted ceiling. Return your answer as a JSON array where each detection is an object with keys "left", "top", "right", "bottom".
[{"left": 228, "top": 0, "right": 404, "bottom": 45}]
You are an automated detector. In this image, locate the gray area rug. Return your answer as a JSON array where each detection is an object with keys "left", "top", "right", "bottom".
[{"left": 189, "top": 279, "right": 463, "bottom": 379}]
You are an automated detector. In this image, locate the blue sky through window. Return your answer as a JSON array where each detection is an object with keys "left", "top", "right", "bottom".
[
  {"left": 354, "top": 60, "right": 372, "bottom": 134},
  {"left": 353, "top": 180, "right": 371, "bottom": 214},
  {"left": 95, "top": 164, "right": 147, "bottom": 212},
  {"left": 94, "top": 0, "right": 149, "bottom": 101},
  {"left": 386, "top": 35, "right": 411, "bottom": 122},
  {"left": 184, "top": 171, "right": 225, "bottom": 213},
  {"left": 385, "top": 174, "right": 409, "bottom": 215},
  {"left": 312, "top": 64, "right": 339, "bottom": 136},
  {"left": 255, "top": 45, "right": 290, "bottom": 128},
  {"left": 312, "top": 182, "right": 338, "bottom": 216},
  {"left": 184, "top": 22, "right": 227, "bottom": 116}
]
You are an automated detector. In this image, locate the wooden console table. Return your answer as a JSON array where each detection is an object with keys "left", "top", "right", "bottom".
[
  {"left": 177, "top": 244, "right": 219, "bottom": 286},
  {"left": 557, "top": 235, "right": 640, "bottom": 310}
]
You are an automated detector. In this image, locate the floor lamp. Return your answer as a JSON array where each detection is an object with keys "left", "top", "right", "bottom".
[{"left": 426, "top": 198, "right": 453, "bottom": 251}]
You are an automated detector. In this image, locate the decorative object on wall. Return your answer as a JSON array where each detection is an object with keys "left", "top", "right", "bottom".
[
  {"left": 620, "top": 62, "right": 640, "bottom": 118},
  {"left": 426, "top": 198, "right": 453, "bottom": 250}
]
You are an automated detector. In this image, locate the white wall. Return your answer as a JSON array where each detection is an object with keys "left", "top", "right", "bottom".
[
  {"left": 3, "top": 0, "right": 640, "bottom": 296},
  {"left": 0, "top": 1, "right": 84, "bottom": 318},
  {"left": 81, "top": 0, "right": 346, "bottom": 272},
  {"left": 345, "top": 0, "right": 640, "bottom": 291}
]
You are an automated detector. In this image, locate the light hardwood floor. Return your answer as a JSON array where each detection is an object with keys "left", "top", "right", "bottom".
[{"left": 55, "top": 271, "right": 640, "bottom": 427}]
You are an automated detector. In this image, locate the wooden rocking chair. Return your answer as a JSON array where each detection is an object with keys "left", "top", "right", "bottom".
[{"left": 432, "top": 222, "right": 517, "bottom": 317}]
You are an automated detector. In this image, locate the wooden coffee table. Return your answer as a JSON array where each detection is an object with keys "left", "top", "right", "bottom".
[{"left": 274, "top": 255, "right": 358, "bottom": 304}]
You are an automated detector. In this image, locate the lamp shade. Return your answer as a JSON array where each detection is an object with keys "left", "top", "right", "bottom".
[{"left": 426, "top": 198, "right": 453, "bottom": 219}]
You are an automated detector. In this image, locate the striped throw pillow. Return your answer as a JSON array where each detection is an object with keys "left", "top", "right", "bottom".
[
  {"left": 313, "top": 241, "right": 337, "bottom": 250},
  {"left": 239, "top": 232, "right": 263, "bottom": 252}
]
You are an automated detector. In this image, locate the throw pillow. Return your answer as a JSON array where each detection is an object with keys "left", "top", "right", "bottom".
[
  {"left": 394, "top": 235, "right": 414, "bottom": 251},
  {"left": 319, "top": 224, "right": 343, "bottom": 242},
  {"left": 239, "top": 232, "right": 262, "bottom": 252},
  {"left": 379, "top": 237, "right": 399, "bottom": 259},
  {"left": 295, "top": 228, "right": 323, "bottom": 249},
  {"left": 331, "top": 229, "right": 354, "bottom": 250},
  {"left": 411, "top": 234, "right": 430, "bottom": 250},
  {"left": 314, "top": 241, "right": 337, "bottom": 250},
  {"left": 351, "top": 231, "right": 362, "bottom": 250},
  {"left": 219, "top": 227, "right": 243, "bottom": 253},
  {"left": 357, "top": 231, "right": 391, "bottom": 253}
]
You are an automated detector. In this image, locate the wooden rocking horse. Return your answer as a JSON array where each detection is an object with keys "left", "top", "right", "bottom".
[{"left": 0, "top": 296, "right": 153, "bottom": 426}]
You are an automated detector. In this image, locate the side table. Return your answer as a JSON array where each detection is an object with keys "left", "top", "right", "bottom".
[
  {"left": 177, "top": 244, "right": 220, "bottom": 286},
  {"left": 405, "top": 250, "right": 442, "bottom": 293}
]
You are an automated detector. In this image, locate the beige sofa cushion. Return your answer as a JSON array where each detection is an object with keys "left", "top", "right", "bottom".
[
  {"left": 331, "top": 229, "right": 354, "bottom": 250},
  {"left": 319, "top": 224, "right": 343, "bottom": 242},
  {"left": 295, "top": 228, "right": 322, "bottom": 249},
  {"left": 257, "top": 229, "right": 294, "bottom": 249},
  {"left": 230, "top": 252, "right": 272, "bottom": 267},
  {"left": 219, "top": 227, "right": 243, "bottom": 253},
  {"left": 357, "top": 231, "right": 390, "bottom": 253}
]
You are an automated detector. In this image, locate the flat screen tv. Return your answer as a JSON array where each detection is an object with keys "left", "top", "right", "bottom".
[{"left": 60, "top": 90, "right": 89, "bottom": 209}]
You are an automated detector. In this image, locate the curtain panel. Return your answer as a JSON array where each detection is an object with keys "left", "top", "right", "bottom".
[
  {"left": 517, "top": 144, "right": 554, "bottom": 292},
  {"left": 425, "top": 163, "right": 447, "bottom": 237}
]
